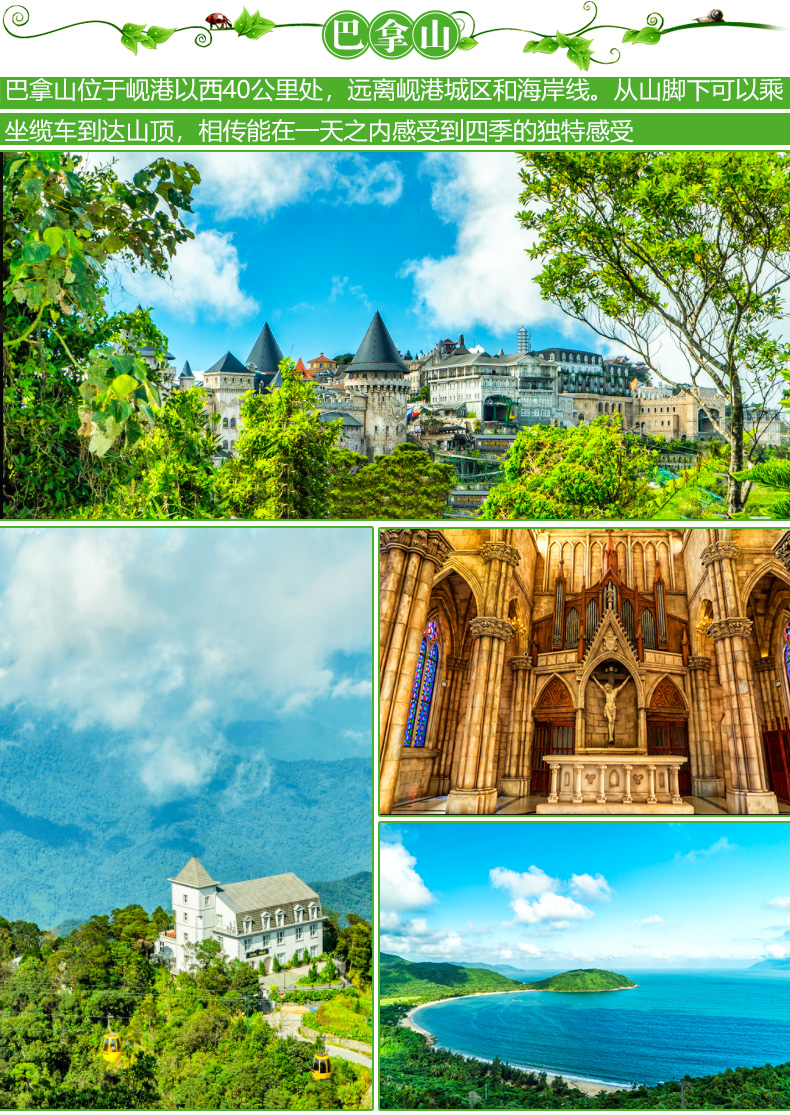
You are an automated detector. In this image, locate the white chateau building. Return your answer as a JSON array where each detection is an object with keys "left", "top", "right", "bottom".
[{"left": 156, "top": 856, "right": 325, "bottom": 974}]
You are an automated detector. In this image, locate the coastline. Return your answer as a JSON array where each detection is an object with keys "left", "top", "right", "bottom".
[{"left": 401, "top": 994, "right": 626, "bottom": 1096}]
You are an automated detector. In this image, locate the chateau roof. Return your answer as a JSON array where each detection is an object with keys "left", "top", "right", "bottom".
[
  {"left": 295, "top": 357, "right": 310, "bottom": 377},
  {"left": 349, "top": 311, "right": 408, "bottom": 375},
  {"left": 169, "top": 856, "right": 219, "bottom": 888},
  {"left": 218, "top": 873, "right": 320, "bottom": 931},
  {"left": 206, "top": 351, "right": 250, "bottom": 375},
  {"left": 320, "top": 410, "right": 363, "bottom": 427},
  {"left": 246, "top": 322, "right": 283, "bottom": 372},
  {"left": 179, "top": 360, "right": 194, "bottom": 379},
  {"left": 308, "top": 352, "right": 335, "bottom": 365}
]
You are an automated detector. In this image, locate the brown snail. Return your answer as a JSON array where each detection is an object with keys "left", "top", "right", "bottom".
[{"left": 695, "top": 9, "right": 724, "bottom": 21}]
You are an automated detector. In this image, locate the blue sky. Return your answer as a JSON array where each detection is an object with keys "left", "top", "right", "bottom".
[
  {"left": 0, "top": 526, "right": 373, "bottom": 795},
  {"left": 380, "top": 822, "right": 790, "bottom": 970},
  {"left": 100, "top": 151, "right": 623, "bottom": 374}
]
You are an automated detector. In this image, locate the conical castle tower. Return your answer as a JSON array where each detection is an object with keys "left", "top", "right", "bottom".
[{"left": 344, "top": 311, "right": 409, "bottom": 457}]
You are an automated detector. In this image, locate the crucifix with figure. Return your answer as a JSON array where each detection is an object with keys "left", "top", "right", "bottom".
[{"left": 591, "top": 662, "right": 630, "bottom": 744}]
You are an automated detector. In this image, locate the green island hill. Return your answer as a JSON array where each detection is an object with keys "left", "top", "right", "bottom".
[
  {"left": 525, "top": 968, "right": 637, "bottom": 993},
  {"left": 380, "top": 955, "right": 635, "bottom": 1004}
]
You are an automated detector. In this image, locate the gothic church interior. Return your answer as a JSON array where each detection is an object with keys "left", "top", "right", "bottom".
[{"left": 379, "top": 528, "right": 790, "bottom": 816}]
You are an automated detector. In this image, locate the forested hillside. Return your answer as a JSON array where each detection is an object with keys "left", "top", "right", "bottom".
[
  {"left": 0, "top": 709, "right": 371, "bottom": 927},
  {"left": 380, "top": 954, "right": 527, "bottom": 1003},
  {"left": 0, "top": 904, "right": 372, "bottom": 1109}
]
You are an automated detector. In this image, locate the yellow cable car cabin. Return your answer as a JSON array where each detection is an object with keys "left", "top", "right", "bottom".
[
  {"left": 101, "top": 1032, "right": 122, "bottom": 1063},
  {"left": 311, "top": 1054, "right": 331, "bottom": 1081}
]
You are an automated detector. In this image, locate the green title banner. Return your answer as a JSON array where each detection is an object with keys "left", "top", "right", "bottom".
[
  {"left": 3, "top": 111, "right": 787, "bottom": 147},
  {"left": 2, "top": 76, "right": 787, "bottom": 112}
]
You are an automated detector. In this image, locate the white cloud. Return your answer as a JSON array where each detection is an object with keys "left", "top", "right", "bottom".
[
  {"left": 191, "top": 152, "right": 403, "bottom": 218},
  {"left": 510, "top": 892, "right": 595, "bottom": 926},
  {"left": 570, "top": 873, "right": 612, "bottom": 902},
  {"left": 675, "top": 836, "right": 736, "bottom": 864},
  {"left": 404, "top": 153, "right": 570, "bottom": 336},
  {"left": 517, "top": 942, "right": 543, "bottom": 957},
  {"left": 380, "top": 910, "right": 402, "bottom": 931},
  {"left": 0, "top": 528, "right": 371, "bottom": 799},
  {"left": 380, "top": 842, "right": 435, "bottom": 912},
  {"left": 635, "top": 915, "right": 664, "bottom": 926},
  {"left": 766, "top": 896, "right": 790, "bottom": 910},
  {"left": 766, "top": 943, "right": 788, "bottom": 959},
  {"left": 331, "top": 677, "right": 372, "bottom": 699},
  {"left": 490, "top": 865, "right": 557, "bottom": 899},
  {"left": 117, "top": 228, "right": 259, "bottom": 324}
]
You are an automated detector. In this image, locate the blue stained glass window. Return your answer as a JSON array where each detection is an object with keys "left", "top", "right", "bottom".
[
  {"left": 414, "top": 644, "right": 439, "bottom": 747},
  {"left": 404, "top": 637, "right": 427, "bottom": 745}
]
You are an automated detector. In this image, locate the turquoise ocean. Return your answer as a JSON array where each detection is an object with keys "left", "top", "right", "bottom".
[{"left": 411, "top": 971, "right": 790, "bottom": 1088}]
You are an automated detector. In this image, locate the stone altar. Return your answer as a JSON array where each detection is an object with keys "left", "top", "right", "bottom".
[{"left": 535, "top": 752, "right": 694, "bottom": 814}]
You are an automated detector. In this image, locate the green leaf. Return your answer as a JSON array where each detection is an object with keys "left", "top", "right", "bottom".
[
  {"left": 630, "top": 26, "right": 662, "bottom": 44},
  {"left": 139, "top": 34, "right": 158, "bottom": 49},
  {"left": 556, "top": 30, "right": 574, "bottom": 48},
  {"left": 121, "top": 21, "right": 146, "bottom": 33},
  {"left": 524, "top": 35, "right": 559, "bottom": 54},
  {"left": 234, "top": 6, "right": 253, "bottom": 34},
  {"left": 120, "top": 33, "right": 139, "bottom": 53},
  {"left": 110, "top": 374, "right": 139, "bottom": 399},
  {"left": 147, "top": 25, "right": 176, "bottom": 43},
  {"left": 622, "top": 28, "right": 639, "bottom": 42},
  {"left": 566, "top": 42, "right": 593, "bottom": 70},
  {"left": 457, "top": 35, "right": 477, "bottom": 49},
  {"left": 42, "top": 226, "right": 66, "bottom": 253},
  {"left": 22, "top": 241, "right": 51, "bottom": 264},
  {"left": 234, "top": 7, "right": 275, "bottom": 38}
]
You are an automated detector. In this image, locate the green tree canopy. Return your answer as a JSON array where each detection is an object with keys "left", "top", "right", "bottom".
[
  {"left": 516, "top": 151, "right": 790, "bottom": 515},
  {"left": 217, "top": 358, "right": 343, "bottom": 519},
  {"left": 330, "top": 442, "right": 454, "bottom": 518},
  {"left": 480, "top": 416, "right": 657, "bottom": 519},
  {"left": 4, "top": 151, "right": 200, "bottom": 518}
]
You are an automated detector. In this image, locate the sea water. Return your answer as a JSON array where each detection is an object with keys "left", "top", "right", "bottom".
[{"left": 411, "top": 971, "right": 790, "bottom": 1087}]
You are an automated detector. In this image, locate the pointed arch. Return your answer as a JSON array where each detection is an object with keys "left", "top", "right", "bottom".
[
  {"left": 647, "top": 674, "right": 689, "bottom": 714},
  {"left": 534, "top": 673, "right": 576, "bottom": 711}
]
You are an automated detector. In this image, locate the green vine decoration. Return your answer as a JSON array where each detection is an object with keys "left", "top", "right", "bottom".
[
  {"left": 2, "top": 1, "right": 781, "bottom": 64},
  {"left": 451, "top": 2, "right": 781, "bottom": 70}
]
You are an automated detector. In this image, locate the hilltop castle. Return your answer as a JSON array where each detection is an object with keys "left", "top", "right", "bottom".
[
  {"left": 155, "top": 856, "right": 324, "bottom": 974},
  {"left": 176, "top": 312, "right": 409, "bottom": 460}
]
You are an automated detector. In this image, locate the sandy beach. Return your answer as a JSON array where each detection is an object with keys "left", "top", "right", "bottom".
[{"left": 401, "top": 994, "right": 626, "bottom": 1096}]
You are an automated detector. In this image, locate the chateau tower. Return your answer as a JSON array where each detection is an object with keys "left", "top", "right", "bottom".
[
  {"left": 344, "top": 311, "right": 409, "bottom": 457},
  {"left": 246, "top": 321, "right": 284, "bottom": 393}
]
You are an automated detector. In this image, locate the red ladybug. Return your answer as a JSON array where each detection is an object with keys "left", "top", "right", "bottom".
[{"left": 205, "top": 12, "right": 232, "bottom": 28}]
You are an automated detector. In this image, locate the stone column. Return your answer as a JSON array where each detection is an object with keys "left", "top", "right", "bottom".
[
  {"left": 670, "top": 764, "right": 682, "bottom": 805},
  {"left": 753, "top": 657, "right": 778, "bottom": 728},
  {"left": 573, "top": 762, "right": 584, "bottom": 804},
  {"left": 647, "top": 764, "right": 657, "bottom": 804},
  {"left": 499, "top": 656, "right": 532, "bottom": 797},
  {"left": 623, "top": 764, "right": 633, "bottom": 804},
  {"left": 701, "top": 536, "right": 778, "bottom": 815},
  {"left": 379, "top": 529, "right": 453, "bottom": 814},
  {"left": 637, "top": 705, "right": 648, "bottom": 753},
  {"left": 596, "top": 764, "right": 607, "bottom": 805},
  {"left": 547, "top": 762, "right": 561, "bottom": 804},
  {"left": 687, "top": 655, "right": 722, "bottom": 797},
  {"left": 709, "top": 617, "right": 777, "bottom": 814},
  {"left": 446, "top": 541, "right": 520, "bottom": 815},
  {"left": 432, "top": 656, "right": 468, "bottom": 796}
]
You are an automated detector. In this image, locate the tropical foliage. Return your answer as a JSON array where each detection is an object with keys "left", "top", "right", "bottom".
[
  {"left": 0, "top": 904, "right": 370, "bottom": 1109},
  {"left": 479, "top": 417, "right": 657, "bottom": 519}
]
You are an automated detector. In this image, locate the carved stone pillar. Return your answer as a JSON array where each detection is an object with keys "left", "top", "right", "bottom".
[
  {"left": 547, "top": 762, "right": 561, "bottom": 804},
  {"left": 647, "top": 763, "right": 657, "bottom": 805},
  {"left": 623, "top": 763, "right": 633, "bottom": 804},
  {"left": 596, "top": 764, "right": 607, "bottom": 805},
  {"left": 431, "top": 656, "right": 468, "bottom": 796},
  {"left": 446, "top": 541, "right": 520, "bottom": 815},
  {"left": 708, "top": 616, "right": 777, "bottom": 814},
  {"left": 687, "top": 655, "right": 722, "bottom": 798},
  {"left": 572, "top": 762, "right": 584, "bottom": 804},
  {"left": 446, "top": 617, "right": 514, "bottom": 814},
  {"left": 379, "top": 529, "right": 453, "bottom": 814},
  {"left": 670, "top": 764, "right": 682, "bottom": 805},
  {"left": 702, "top": 533, "right": 778, "bottom": 815},
  {"left": 753, "top": 657, "right": 779, "bottom": 730},
  {"left": 499, "top": 656, "right": 532, "bottom": 798}
]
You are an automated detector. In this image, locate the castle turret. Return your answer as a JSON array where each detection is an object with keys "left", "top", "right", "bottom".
[
  {"left": 344, "top": 311, "right": 409, "bottom": 457},
  {"left": 246, "top": 322, "right": 284, "bottom": 393}
]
